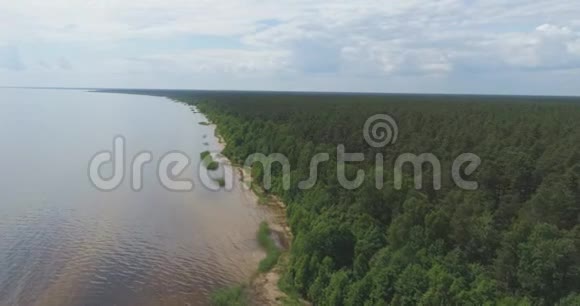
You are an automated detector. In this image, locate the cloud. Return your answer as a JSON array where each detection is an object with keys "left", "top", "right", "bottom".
[
  {"left": 476, "top": 24, "right": 580, "bottom": 70},
  {"left": 124, "top": 49, "right": 290, "bottom": 76},
  {"left": 0, "top": 46, "right": 25, "bottom": 70},
  {"left": 1, "top": 0, "right": 580, "bottom": 94},
  {"left": 237, "top": 1, "right": 580, "bottom": 78}
]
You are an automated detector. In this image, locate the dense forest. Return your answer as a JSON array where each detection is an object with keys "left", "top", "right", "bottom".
[{"left": 171, "top": 92, "right": 580, "bottom": 305}]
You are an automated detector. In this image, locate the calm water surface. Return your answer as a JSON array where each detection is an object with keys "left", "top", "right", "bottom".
[{"left": 0, "top": 89, "right": 268, "bottom": 305}]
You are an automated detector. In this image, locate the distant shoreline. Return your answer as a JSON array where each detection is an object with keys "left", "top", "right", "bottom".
[{"left": 3, "top": 86, "right": 580, "bottom": 99}]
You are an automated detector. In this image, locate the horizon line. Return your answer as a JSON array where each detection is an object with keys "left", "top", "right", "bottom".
[{"left": 1, "top": 85, "right": 580, "bottom": 99}]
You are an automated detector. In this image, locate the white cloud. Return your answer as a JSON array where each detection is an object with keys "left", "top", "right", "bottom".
[
  {"left": 477, "top": 24, "right": 580, "bottom": 70},
  {"left": 126, "top": 49, "right": 290, "bottom": 75},
  {"left": 1, "top": 0, "right": 580, "bottom": 94},
  {"left": 536, "top": 24, "right": 573, "bottom": 36}
]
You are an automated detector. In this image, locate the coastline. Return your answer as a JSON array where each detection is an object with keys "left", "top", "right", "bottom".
[
  {"left": 209, "top": 121, "right": 297, "bottom": 305},
  {"left": 97, "top": 95, "right": 298, "bottom": 304}
]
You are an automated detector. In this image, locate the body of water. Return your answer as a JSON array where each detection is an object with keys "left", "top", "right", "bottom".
[{"left": 0, "top": 89, "right": 267, "bottom": 305}]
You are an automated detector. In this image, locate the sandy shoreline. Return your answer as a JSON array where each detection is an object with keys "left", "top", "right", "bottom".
[{"left": 209, "top": 121, "right": 295, "bottom": 305}]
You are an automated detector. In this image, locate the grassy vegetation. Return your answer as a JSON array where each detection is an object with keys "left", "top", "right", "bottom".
[
  {"left": 214, "top": 177, "right": 226, "bottom": 187},
  {"left": 200, "top": 150, "right": 219, "bottom": 170},
  {"left": 257, "top": 222, "right": 282, "bottom": 273},
  {"left": 202, "top": 151, "right": 224, "bottom": 186},
  {"left": 210, "top": 222, "right": 283, "bottom": 305},
  {"left": 248, "top": 184, "right": 269, "bottom": 205},
  {"left": 277, "top": 257, "right": 304, "bottom": 306},
  {"left": 206, "top": 161, "right": 219, "bottom": 170},
  {"left": 198, "top": 121, "right": 210, "bottom": 125},
  {"left": 210, "top": 285, "right": 248, "bottom": 306},
  {"left": 200, "top": 150, "right": 210, "bottom": 159}
]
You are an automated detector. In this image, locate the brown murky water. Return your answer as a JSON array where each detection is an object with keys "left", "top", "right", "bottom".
[{"left": 0, "top": 89, "right": 267, "bottom": 305}]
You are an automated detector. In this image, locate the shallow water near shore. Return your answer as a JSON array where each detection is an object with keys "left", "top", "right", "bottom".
[{"left": 0, "top": 89, "right": 269, "bottom": 305}]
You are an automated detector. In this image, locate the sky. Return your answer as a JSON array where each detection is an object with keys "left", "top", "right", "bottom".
[{"left": 1, "top": 0, "right": 580, "bottom": 95}]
